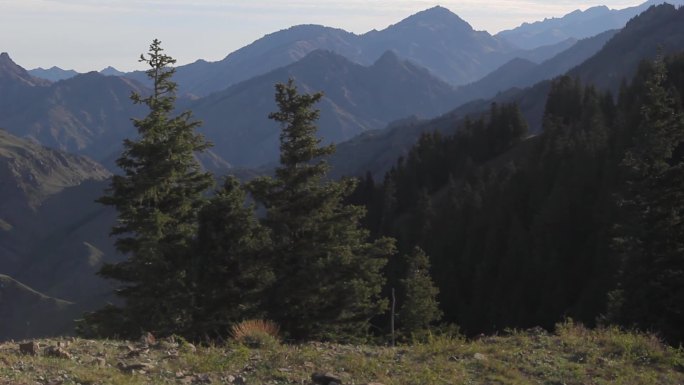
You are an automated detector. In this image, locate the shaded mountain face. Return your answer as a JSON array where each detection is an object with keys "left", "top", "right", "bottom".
[
  {"left": 0, "top": 54, "right": 147, "bottom": 164},
  {"left": 329, "top": 4, "right": 684, "bottom": 179},
  {"left": 0, "top": 128, "right": 111, "bottom": 272},
  {"left": 0, "top": 129, "right": 110, "bottom": 214},
  {"left": 497, "top": 0, "right": 684, "bottom": 49},
  {"left": 569, "top": 3, "right": 684, "bottom": 93},
  {"left": 126, "top": 6, "right": 550, "bottom": 96},
  {"left": 0, "top": 130, "right": 119, "bottom": 340},
  {"left": 0, "top": 180, "right": 120, "bottom": 341},
  {"left": 28, "top": 66, "right": 79, "bottom": 82},
  {"left": 0, "top": 274, "right": 75, "bottom": 341},
  {"left": 452, "top": 29, "right": 618, "bottom": 105},
  {"left": 188, "top": 49, "right": 460, "bottom": 167}
]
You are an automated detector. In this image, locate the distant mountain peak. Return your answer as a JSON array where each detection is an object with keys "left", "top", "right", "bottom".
[
  {"left": 0, "top": 52, "right": 50, "bottom": 87},
  {"left": 28, "top": 66, "right": 79, "bottom": 82},
  {"left": 390, "top": 5, "right": 473, "bottom": 32},
  {"left": 0, "top": 52, "right": 17, "bottom": 68},
  {"left": 100, "top": 66, "right": 125, "bottom": 77}
]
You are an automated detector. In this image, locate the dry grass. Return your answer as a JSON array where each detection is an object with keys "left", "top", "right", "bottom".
[
  {"left": 230, "top": 319, "right": 280, "bottom": 348},
  {"left": 0, "top": 323, "right": 682, "bottom": 385}
]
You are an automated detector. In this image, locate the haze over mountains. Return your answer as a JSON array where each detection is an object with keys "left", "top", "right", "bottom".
[
  {"left": 497, "top": 0, "right": 684, "bottom": 48},
  {"left": 1, "top": 1, "right": 684, "bottom": 340}
]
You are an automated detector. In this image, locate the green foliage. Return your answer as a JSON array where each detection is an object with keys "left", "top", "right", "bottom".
[
  {"left": 248, "top": 79, "right": 395, "bottom": 341},
  {"left": 399, "top": 247, "right": 443, "bottom": 338},
  {"left": 350, "top": 55, "right": 684, "bottom": 344},
  {"left": 80, "top": 39, "right": 213, "bottom": 338},
  {"left": 189, "top": 176, "right": 272, "bottom": 339},
  {"left": 610, "top": 56, "right": 684, "bottom": 345}
]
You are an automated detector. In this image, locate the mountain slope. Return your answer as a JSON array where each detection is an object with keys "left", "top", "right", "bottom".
[
  {"left": 0, "top": 131, "right": 118, "bottom": 340},
  {"left": 0, "top": 129, "right": 110, "bottom": 213},
  {"left": 0, "top": 274, "right": 76, "bottom": 340},
  {"left": 0, "top": 128, "right": 111, "bottom": 276},
  {"left": 188, "top": 49, "right": 460, "bottom": 167},
  {"left": 569, "top": 3, "right": 684, "bottom": 93},
  {"left": 451, "top": 29, "right": 618, "bottom": 105},
  {"left": 0, "top": 54, "right": 148, "bottom": 164},
  {"left": 497, "top": 0, "right": 684, "bottom": 49}
]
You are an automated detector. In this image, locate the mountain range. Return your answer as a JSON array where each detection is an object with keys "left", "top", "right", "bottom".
[
  {"left": 497, "top": 0, "right": 684, "bottom": 49},
  {"left": 187, "top": 50, "right": 461, "bottom": 167},
  {"left": 329, "top": 3, "right": 684, "bottom": 179},
  {"left": 0, "top": 5, "right": 623, "bottom": 170}
]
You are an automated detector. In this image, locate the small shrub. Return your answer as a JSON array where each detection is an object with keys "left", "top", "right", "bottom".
[{"left": 231, "top": 319, "right": 280, "bottom": 348}]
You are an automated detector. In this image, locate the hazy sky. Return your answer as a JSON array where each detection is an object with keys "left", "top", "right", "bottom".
[{"left": 1, "top": 0, "right": 647, "bottom": 72}]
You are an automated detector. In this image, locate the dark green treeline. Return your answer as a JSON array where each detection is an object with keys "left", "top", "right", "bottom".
[{"left": 351, "top": 54, "right": 684, "bottom": 345}]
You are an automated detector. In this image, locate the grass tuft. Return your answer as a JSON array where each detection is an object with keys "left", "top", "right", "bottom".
[{"left": 230, "top": 319, "right": 280, "bottom": 348}]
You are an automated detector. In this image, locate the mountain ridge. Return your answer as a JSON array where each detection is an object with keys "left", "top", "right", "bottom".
[
  {"left": 497, "top": 0, "right": 684, "bottom": 49},
  {"left": 187, "top": 48, "right": 460, "bottom": 167}
]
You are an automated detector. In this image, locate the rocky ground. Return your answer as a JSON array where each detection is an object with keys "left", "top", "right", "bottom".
[{"left": 0, "top": 322, "right": 683, "bottom": 385}]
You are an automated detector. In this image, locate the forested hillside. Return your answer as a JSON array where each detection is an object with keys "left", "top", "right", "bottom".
[{"left": 350, "top": 53, "right": 684, "bottom": 345}]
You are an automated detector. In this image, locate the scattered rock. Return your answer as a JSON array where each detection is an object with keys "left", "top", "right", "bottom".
[
  {"left": 117, "top": 361, "right": 155, "bottom": 373},
  {"left": 312, "top": 372, "right": 343, "bottom": 385},
  {"left": 92, "top": 357, "right": 106, "bottom": 368},
  {"left": 232, "top": 375, "right": 246, "bottom": 385},
  {"left": 473, "top": 353, "right": 487, "bottom": 361},
  {"left": 44, "top": 346, "right": 71, "bottom": 359},
  {"left": 193, "top": 373, "right": 212, "bottom": 383},
  {"left": 126, "top": 347, "right": 150, "bottom": 357},
  {"left": 19, "top": 341, "right": 39, "bottom": 356}
]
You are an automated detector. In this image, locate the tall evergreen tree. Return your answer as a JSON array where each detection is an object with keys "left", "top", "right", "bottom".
[
  {"left": 399, "top": 247, "right": 442, "bottom": 337},
  {"left": 248, "top": 79, "right": 395, "bottom": 341},
  {"left": 611, "top": 57, "right": 684, "bottom": 344},
  {"left": 79, "top": 39, "right": 213, "bottom": 338}
]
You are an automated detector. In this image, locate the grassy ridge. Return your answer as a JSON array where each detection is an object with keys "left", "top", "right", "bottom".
[{"left": 0, "top": 322, "right": 682, "bottom": 385}]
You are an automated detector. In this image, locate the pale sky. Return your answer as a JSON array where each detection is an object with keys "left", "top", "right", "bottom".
[{"left": 0, "top": 0, "right": 646, "bottom": 72}]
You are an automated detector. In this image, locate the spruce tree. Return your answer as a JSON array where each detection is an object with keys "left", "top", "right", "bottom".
[
  {"left": 190, "top": 176, "right": 272, "bottom": 339},
  {"left": 79, "top": 39, "right": 213, "bottom": 338},
  {"left": 248, "top": 79, "right": 395, "bottom": 341},
  {"left": 611, "top": 57, "right": 684, "bottom": 344},
  {"left": 399, "top": 246, "right": 442, "bottom": 337}
]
